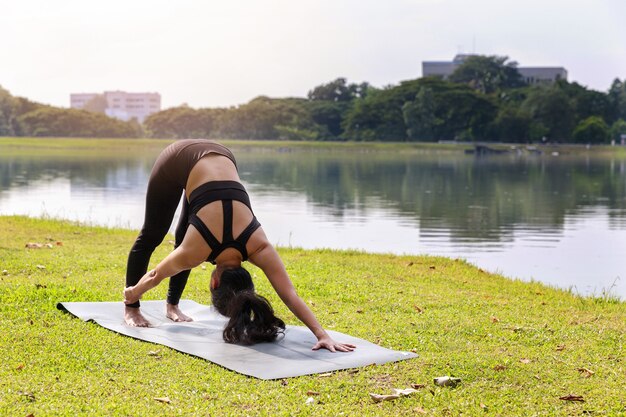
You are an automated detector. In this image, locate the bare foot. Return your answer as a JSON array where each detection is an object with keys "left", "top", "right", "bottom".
[
  {"left": 166, "top": 303, "right": 193, "bottom": 322},
  {"left": 124, "top": 306, "right": 151, "bottom": 327}
]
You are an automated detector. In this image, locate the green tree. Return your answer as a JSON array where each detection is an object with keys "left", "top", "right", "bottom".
[
  {"left": 608, "top": 78, "right": 626, "bottom": 122},
  {"left": 307, "top": 78, "right": 369, "bottom": 102},
  {"left": 521, "top": 86, "right": 575, "bottom": 141},
  {"left": 18, "top": 107, "right": 138, "bottom": 138},
  {"left": 402, "top": 87, "right": 437, "bottom": 141},
  {"left": 0, "top": 85, "right": 17, "bottom": 135},
  {"left": 83, "top": 94, "right": 108, "bottom": 114},
  {"left": 610, "top": 119, "right": 626, "bottom": 143},
  {"left": 572, "top": 116, "right": 609, "bottom": 144},
  {"left": 449, "top": 55, "right": 526, "bottom": 94},
  {"left": 490, "top": 106, "right": 532, "bottom": 143}
]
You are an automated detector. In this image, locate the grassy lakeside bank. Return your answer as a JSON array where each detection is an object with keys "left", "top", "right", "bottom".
[
  {"left": 2, "top": 136, "right": 626, "bottom": 157},
  {"left": 0, "top": 216, "right": 624, "bottom": 416}
]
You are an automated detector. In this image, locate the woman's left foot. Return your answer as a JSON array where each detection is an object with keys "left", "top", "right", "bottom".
[{"left": 166, "top": 303, "right": 193, "bottom": 322}]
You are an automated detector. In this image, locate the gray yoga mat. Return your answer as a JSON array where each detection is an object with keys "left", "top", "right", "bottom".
[{"left": 57, "top": 300, "right": 417, "bottom": 380}]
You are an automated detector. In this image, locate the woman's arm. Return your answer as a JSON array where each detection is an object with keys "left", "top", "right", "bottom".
[
  {"left": 124, "top": 243, "right": 205, "bottom": 304},
  {"left": 248, "top": 241, "right": 355, "bottom": 352}
]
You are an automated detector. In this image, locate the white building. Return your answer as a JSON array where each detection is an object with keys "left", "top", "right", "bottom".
[
  {"left": 70, "top": 91, "right": 161, "bottom": 123},
  {"left": 422, "top": 54, "right": 567, "bottom": 85}
]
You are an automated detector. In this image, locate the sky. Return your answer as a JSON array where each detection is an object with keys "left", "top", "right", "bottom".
[{"left": 1, "top": 0, "right": 624, "bottom": 109}]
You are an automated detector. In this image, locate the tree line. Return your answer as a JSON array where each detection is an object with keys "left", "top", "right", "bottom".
[{"left": 2, "top": 55, "right": 626, "bottom": 142}]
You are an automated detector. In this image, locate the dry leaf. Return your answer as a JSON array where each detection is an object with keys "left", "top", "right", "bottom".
[
  {"left": 556, "top": 345, "right": 566, "bottom": 351},
  {"left": 406, "top": 261, "right": 414, "bottom": 267},
  {"left": 25, "top": 242, "right": 43, "bottom": 249},
  {"left": 414, "top": 305, "right": 423, "bottom": 313},
  {"left": 429, "top": 266, "right": 436, "bottom": 270},
  {"left": 16, "top": 364, "right": 25, "bottom": 371},
  {"left": 356, "top": 310, "right": 364, "bottom": 314},
  {"left": 1, "top": 270, "right": 8, "bottom": 275},
  {"left": 491, "top": 316, "right": 499, "bottom": 323},
  {"left": 370, "top": 388, "right": 418, "bottom": 403},
  {"left": 148, "top": 350, "right": 161, "bottom": 357},
  {"left": 26, "top": 414, "right": 34, "bottom": 417},
  {"left": 56, "top": 241, "right": 63, "bottom": 246},
  {"left": 36, "top": 265, "right": 45, "bottom": 270},
  {"left": 520, "top": 358, "right": 531, "bottom": 364},
  {"left": 306, "top": 390, "right": 320, "bottom": 396},
  {"left": 493, "top": 364, "right": 506, "bottom": 371},
  {"left": 410, "top": 383, "right": 426, "bottom": 389},
  {"left": 414, "top": 406, "right": 427, "bottom": 414},
  {"left": 347, "top": 369, "right": 360, "bottom": 374},
  {"left": 154, "top": 397, "right": 171, "bottom": 404},
  {"left": 318, "top": 372, "right": 333, "bottom": 378},
  {"left": 18, "top": 391, "right": 35, "bottom": 401},
  {"left": 280, "top": 379, "right": 288, "bottom": 386},
  {"left": 559, "top": 394, "right": 584, "bottom": 402},
  {"left": 577, "top": 368, "right": 595, "bottom": 378}
]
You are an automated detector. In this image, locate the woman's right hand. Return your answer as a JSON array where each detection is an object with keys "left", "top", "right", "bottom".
[{"left": 123, "top": 286, "right": 140, "bottom": 305}]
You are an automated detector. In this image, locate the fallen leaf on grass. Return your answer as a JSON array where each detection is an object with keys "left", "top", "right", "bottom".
[
  {"left": 26, "top": 414, "right": 34, "bottom": 417},
  {"left": 280, "top": 379, "right": 288, "bottom": 386},
  {"left": 306, "top": 390, "right": 319, "bottom": 396},
  {"left": 16, "top": 364, "right": 25, "bottom": 371},
  {"left": 556, "top": 345, "right": 566, "bottom": 351},
  {"left": 55, "top": 241, "right": 63, "bottom": 246},
  {"left": 577, "top": 368, "right": 595, "bottom": 378},
  {"left": 317, "top": 372, "right": 333, "bottom": 378},
  {"left": 414, "top": 305, "right": 423, "bottom": 314},
  {"left": 369, "top": 388, "right": 418, "bottom": 403},
  {"left": 148, "top": 350, "right": 161, "bottom": 357},
  {"left": 414, "top": 406, "right": 428, "bottom": 414},
  {"left": 154, "top": 397, "right": 171, "bottom": 404},
  {"left": 559, "top": 394, "right": 584, "bottom": 402},
  {"left": 356, "top": 310, "right": 364, "bottom": 314},
  {"left": 25, "top": 243, "right": 44, "bottom": 249},
  {"left": 36, "top": 265, "right": 45, "bottom": 270},
  {"left": 493, "top": 364, "right": 507, "bottom": 371},
  {"left": 520, "top": 358, "right": 531, "bottom": 364},
  {"left": 429, "top": 266, "right": 436, "bottom": 270},
  {"left": 406, "top": 261, "right": 414, "bottom": 267},
  {"left": 491, "top": 316, "right": 500, "bottom": 323},
  {"left": 1, "top": 269, "right": 8, "bottom": 275},
  {"left": 18, "top": 391, "right": 36, "bottom": 401},
  {"left": 410, "top": 384, "right": 426, "bottom": 389}
]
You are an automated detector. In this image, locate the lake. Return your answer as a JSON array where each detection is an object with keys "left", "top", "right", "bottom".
[{"left": 1, "top": 141, "right": 624, "bottom": 299}]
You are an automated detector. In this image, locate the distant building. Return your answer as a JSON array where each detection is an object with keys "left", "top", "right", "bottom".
[
  {"left": 422, "top": 54, "right": 567, "bottom": 85},
  {"left": 70, "top": 91, "right": 161, "bottom": 123}
]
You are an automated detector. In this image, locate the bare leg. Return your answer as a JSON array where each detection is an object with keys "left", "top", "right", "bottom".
[
  {"left": 166, "top": 303, "right": 193, "bottom": 322},
  {"left": 124, "top": 306, "right": 152, "bottom": 327}
]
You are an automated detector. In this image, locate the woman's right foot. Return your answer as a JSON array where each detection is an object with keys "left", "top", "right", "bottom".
[{"left": 124, "top": 306, "right": 151, "bottom": 327}]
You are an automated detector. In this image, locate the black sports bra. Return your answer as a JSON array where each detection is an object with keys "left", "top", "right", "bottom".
[{"left": 187, "top": 181, "right": 261, "bottom": 264}]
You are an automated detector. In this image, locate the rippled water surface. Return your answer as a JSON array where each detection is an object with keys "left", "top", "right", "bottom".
[{"left": 1, "top": 144, "right": 624, "bottom": 298}]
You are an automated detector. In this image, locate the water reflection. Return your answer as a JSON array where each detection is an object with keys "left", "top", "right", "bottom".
[{"left": 0, "top": 146, "right": 624, "bottom": 298}]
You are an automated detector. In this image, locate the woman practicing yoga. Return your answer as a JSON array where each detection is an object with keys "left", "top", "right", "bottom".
[{"left": 123, "top": 139, "right": 355, "bottom": 352}]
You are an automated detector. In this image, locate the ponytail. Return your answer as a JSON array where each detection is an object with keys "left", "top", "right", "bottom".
[
  {"left": 211, "top": 266, "right": 285, "bottom": 345},
  {"left": 222, "top": 291, "right": 285, "bottom": 345}
]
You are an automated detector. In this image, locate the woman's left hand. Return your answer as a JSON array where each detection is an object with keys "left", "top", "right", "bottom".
[{"left": 312, "top": 336, "right": 356, "bottom": 352}]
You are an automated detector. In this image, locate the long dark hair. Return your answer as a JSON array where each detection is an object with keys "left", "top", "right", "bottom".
[{"left": 211, "top": 267, "right": 285, "bottom": 345}]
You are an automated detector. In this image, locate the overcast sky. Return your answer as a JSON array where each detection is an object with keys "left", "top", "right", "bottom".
[{"left": 1, "top": 0, "right": 624, "bottom": 109}]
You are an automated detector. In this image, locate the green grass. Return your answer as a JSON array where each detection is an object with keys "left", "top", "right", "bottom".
[
  {"left": 3, "top": 136, "right": 626, "bottom": 157},
  {"left": 0, "top": 216, "right": 624, "bottom": 416}
]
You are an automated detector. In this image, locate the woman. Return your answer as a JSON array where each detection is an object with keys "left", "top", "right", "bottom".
[{"left": 123, "top": 139, "right": 355, "bottom": 352}]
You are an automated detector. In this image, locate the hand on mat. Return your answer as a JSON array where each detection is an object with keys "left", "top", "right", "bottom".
[{"left": 312, "top": 336, "right": 356, "bottom": 353}]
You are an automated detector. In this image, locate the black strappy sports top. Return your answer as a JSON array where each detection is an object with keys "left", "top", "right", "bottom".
[{"left": 187, "top": 180, "right": 261, "bottom": 264}]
